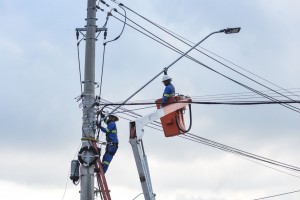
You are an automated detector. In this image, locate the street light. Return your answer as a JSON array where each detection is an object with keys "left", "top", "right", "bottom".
[
  {"left": 106, "top": 27, "right": 241, "bottom": 117},
  {"left": 220, "top": 27, "right": 241, "bottom": 34},
  {"left": 164, "top": 27, "right": 241, "bottom": 68}
]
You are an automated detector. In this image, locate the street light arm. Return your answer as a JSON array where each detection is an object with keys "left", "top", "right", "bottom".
[{"left": 105, "top": 28, "right": 240, "bottom": 118}]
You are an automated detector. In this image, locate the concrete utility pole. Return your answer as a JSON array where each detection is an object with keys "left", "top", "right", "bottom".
[{"left": 81, "top": 0, "right": 97, "bottom": 199}]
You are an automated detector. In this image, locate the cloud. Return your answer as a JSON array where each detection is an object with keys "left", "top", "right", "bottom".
[{"left": 1, "top": 0, "right": 300, "bottom": 200}]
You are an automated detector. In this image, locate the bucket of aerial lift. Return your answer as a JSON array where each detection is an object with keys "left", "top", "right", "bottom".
[{"left": 155, "top": 95, "right": 187, "bottom": 137}]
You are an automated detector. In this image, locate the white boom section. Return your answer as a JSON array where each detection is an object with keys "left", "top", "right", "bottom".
[
  {"left": 129, "top": 135, "right": 155, "bottom": 200},
  {"left": 129, "top": 99, "right": 191, "bottom": 200}
]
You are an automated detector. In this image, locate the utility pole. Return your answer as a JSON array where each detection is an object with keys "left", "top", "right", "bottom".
[{"left": 81, "top": 0, "right": 97, "bottom": 200}]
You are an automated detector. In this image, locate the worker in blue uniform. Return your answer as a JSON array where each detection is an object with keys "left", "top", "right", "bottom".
[
  {"left": 99, "top": 114, "right": 119, "bottom": 173},
  {"left": 161, "top": 74, "right": 175, "bottom": 107}
]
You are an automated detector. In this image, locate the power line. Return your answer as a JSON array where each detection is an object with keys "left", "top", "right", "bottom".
[
  {"left": 107, "top": 2, "right": 300, "bottom": 114},
  {"left": 253, "top": 189, "right": 300, "bottom": 200},
  {"left": 182, "top": 133, "right": 300, "bottom": 173},
  {"left": 98, "top": 98, "right": 300, "bottom": 173},
  {"left": 97, "top": 97, "right": 300, "bottom": 179},
  {"left": 191, "top": 88, "right": 300, "bottom": 102},
  {"left": 76, "top": 33, "right": 83, "bottom": 94},
  {"left": 116, "top": 1, "right": 300, "bottom": 101},
  {"left": 98, "top": 42, "right": 107, "bottom": 98},
  {"left": 106, "top": 11, "right": 300, "bottom": 114},
  {"left": 96, "top": 99, "right": 300, "bottom": 106}
]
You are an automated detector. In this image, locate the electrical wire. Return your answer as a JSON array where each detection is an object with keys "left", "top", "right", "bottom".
[
  {"left": 76, "top": 32, "right": 83, "bottom": 94},
  {"left": 86, "top": 0, "right": 300, "bottom": 183},
  {"left": 116, "top": 1, "right": 300, "bottom": 102},
  {"left": 103, "top": 101, "right": 300, "bottom": 178},
  {"left": 97, "top": 96, "right": 300, "bottom": 179},
  {"left": 99, "top": 88, "right": 300, "bottom": 105},
  {"left": 98, "top": 97, "right": 300, "bottom": 173},
  {"left": 183, "top": 133, "right": 300, "bottom": 172},
  {"left": 95, "top": 100, "right": 300, "bottom": 106},
  {"left": 77, "top": 1, "right": 299, "bottom": 198},
  {"left": 191, "top": 89, "right": 300, "bottom": 102},
  {"left": 102, "top": 5, "right": 126, "bottom": 45},
  {"left": 253, "top": 189, "right": 300, "bottom": 200},
  {"left": 124, "top": 6, "right": 300, "bottom": 101},
  {"left": 99, "top": 99, "right": 162, "bottom": 130},
  {"left": 107, "top": 2, "right": 300, "bottom": 114},
  {"left": 98, "top": 96, "right": 300, "bottom": 173},
  {"left": 239, "top": 156, "right": 300, "bottom": 179},
  {"left": 107, "top": 13, "right": 300, "bottom": 114},
  {"left": 132, "top": 193, "right": 143, "bottom": 200},
  {"left": 98, "top": 42, "right": 106, "bottom": 98}
]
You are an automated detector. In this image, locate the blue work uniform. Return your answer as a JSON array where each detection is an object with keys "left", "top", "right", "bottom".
[
  {"left": 100, "top": 121, "right": 118, "bottom": 173},
  {"left": 161, "top": 83, "right": 175, "bottom": 106}
]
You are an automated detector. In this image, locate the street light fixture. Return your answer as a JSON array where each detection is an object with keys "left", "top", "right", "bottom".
[{"left": 221, "top": 27, "right": 241, "bottom": 34}]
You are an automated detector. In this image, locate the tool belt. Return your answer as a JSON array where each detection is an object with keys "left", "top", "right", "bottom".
[{"left": 107, "top": 142, "right": 118, "bottom": 147}]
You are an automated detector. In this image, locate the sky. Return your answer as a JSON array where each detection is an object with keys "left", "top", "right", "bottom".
[{"left": 0, "top": 0, "right": 300, "bottom": 200}]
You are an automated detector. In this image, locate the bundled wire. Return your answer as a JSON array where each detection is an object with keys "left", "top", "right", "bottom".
[
  {"left": 97, "top": 97, "right": 300, "bottom": 177},
  {"left": 182, "top": 133, "right": 300, "bottom": 173}
]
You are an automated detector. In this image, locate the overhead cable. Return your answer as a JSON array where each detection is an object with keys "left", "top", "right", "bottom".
[
  {"left": 76, "top": 31, "right": 83, "bottom": 94},
  {"left": 95, "top": 100, "right": 300, "bottom": 106},
  {"left": 98, "top": 23, "right": 224, "bottom": 119},
  {"left": 98, "top": 1, "right": 127, "bottom": 45},
  {"left": 116, "top": 1, "right": 300, "bottom": 101},
  {"left": 102, "top": 99, "right": 300, "bottom": 178},
  {"left": 98, "top": 40, "right": 107, "bottom": 98},
  {"left": 110, "top": 14, "right": 300, "bottom": 113},
  {"left": 109, "top": 2, "right": 300, "bottom": 113},
  {"left": 124, "top": 4, "right": 300, "bottom": 100},
  {"left": 192, "top": 88, "right": 300, "bottom": 102},
  {"left": 253, "top": 189, "right": 300, "bottom": 200},
  {"left": 183, "top": 133, "right": 300, "bottom": 173}
]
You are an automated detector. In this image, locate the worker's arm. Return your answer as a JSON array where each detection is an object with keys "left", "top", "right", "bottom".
[
  {"left": 100, "top": 123, "right": 116, "bottom": 134},
  {"left": 100, "top": 124, "right": 111, "bottom": 134}
]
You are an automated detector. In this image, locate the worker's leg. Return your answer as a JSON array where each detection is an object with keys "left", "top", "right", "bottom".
[{"left": 102, "top": 144, "right": 118, "bottom": 173}]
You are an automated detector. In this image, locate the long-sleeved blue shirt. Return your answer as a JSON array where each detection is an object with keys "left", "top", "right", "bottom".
[
  {"left": 161, "top": 83, "right": 175, "bottom": 105},
  {"left": 100, "top": 121, "right": 118, "bottom": 143}
]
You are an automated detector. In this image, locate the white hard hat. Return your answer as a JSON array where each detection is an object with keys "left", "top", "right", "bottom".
[{"left": 162, "top": 75, "right": 172, "bottom": 82}]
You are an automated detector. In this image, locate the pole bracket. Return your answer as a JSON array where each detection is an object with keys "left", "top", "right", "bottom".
[{"left": 76, "top": 27, "right": 107, "bottom": 32}]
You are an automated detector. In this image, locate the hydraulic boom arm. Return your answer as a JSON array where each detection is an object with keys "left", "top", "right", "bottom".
[{"left": 129, "top": 97, "right": 191, "bottom": 200}]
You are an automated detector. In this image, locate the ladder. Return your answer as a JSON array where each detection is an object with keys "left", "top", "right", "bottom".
[{"left": 92, "top": 141, "right": 111, "bottom": 200}]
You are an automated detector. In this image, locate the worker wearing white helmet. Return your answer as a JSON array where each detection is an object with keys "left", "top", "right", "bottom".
[{"left": 161, "top": 74, "right": 175, "bottom": 107}]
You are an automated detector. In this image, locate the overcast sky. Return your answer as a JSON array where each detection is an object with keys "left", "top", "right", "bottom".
[{"left": 1, "top": 0, "right": 300, "bottom": 200}]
